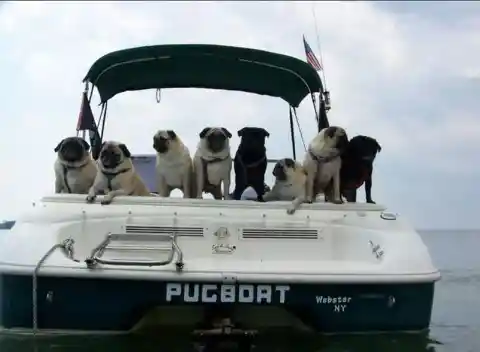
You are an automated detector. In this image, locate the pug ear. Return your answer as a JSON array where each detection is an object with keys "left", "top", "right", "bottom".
[
  {"left": 374, "top": 139, "right": 382, "bottom": 153},
  {"left": 118, "top": 143, "right": 131, "bottom": 158},
  {"left": 167, "top": 130, "right": 177, "bottom": 140},
  {"left": 261, "top": 128, "right": 270, "bottom": 138},
  {"left": 80, "top": 138, "right": 90, "bottom": 151},
  {"left": 237, "top": 128, "right": 246, "bottom": 137},
  {"left": 284, "top": 158, "right": 295, "bottom": 168},
  {"left": 221, "top": 128, "right": 232, "bottom": 138},
  {"left": 199, "top": 128, "right": 211, "bottom": 138},
  {"left": 272, "top": 162, "right": 281, "bottom": 177},
  {"left": 336, "top": 134, "right": 349, "bottom": 152},
  {"left": 325, "top": 127, "right": 337, "bottom": 139},
  {"left": 54, "top": 139, "right": 65, "bottom": 153}
]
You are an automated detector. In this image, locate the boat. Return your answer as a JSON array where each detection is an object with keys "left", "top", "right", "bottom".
[
  {"left": 0, "top": 221, "right": 15, "bottom": 230},
  {"left": 0, "top": 44, "right": 440, "bottom": 336}
]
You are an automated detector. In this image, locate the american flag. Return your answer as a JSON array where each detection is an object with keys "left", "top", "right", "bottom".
[{"left": 303, "top": 35, "right": 322, "bottom": 71}]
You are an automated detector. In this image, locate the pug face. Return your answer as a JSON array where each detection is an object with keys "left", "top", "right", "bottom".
[
  {"left": 153, "top": 130, "right": 177, "bottom": 154},
  {"left": 199, "top": 127, "right": 232, "bottom": 153},
  {"left": 99, "top": 141, "right": 131, "bottom": 169},
  {"left": 54, "top": 137, "right": 90, "bottom": 163},
  {"left": 325, "top": 126, "right": 349, "bottom": 152},
  {"left": 349, "top": 135, "right": 382, "bottom": 162},
  {"left": 272, "top": 158, "right": 296, "bottom": 182},
  {"left": 237, "top": 127, "right": 270, "bottom": 153}
]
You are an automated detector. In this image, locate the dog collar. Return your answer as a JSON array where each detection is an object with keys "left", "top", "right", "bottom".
[
  {"left": 241, "top": 156, "right": 266, "bottom": 168},
  {"left": 62, "top": 160, "right": 89, "bottom": 170},
  {"left": 201, "top": 156, "right": 228, "bottom": 164},
  {"left": 308, "top": 149, "right": 340, "bottom": 163},
  {"left": 101, "top": 168, "right": 130, "bottom": 177},
  {"left": 102, "top": 168, "right": 130, "bottom": 192}
]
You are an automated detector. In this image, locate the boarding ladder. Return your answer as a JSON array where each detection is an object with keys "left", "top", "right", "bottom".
[{"left": 84, "top": 231, "right": 184, "bottom": 270}]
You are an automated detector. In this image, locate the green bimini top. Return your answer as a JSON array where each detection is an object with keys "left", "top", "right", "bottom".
[{"left": 83, "top": 44, "right": 324, "bottom": 107}]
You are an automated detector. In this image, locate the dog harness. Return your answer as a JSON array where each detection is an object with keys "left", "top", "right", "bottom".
[
  {"left": 201, "top": 157, "right": 228, "bottom": 189},
  {"left": 235, "top": 155, "right": 266, "bottom": 196},
  {"left": 236, "top": 155, "right": 266, "bottom": 179},
  {"left": 61, "top": 163, "right": 88, "bottom": 194},
  {"left": 101, "top": 168, "right": 131, "bottom": 192}
]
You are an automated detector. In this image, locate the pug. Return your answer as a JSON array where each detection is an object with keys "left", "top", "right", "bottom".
[
  {"left": 153, "top": 130, "right": 194, "bottom": 198},
  {"left": 86, "top": 141, "right": 151, "bottom": 205},
  {"left": 193, "top": 127, "right": 232, "bottom": 200},
  {"left": 232, "top": 127, "right": 270, "bottom": 201},
  {"left": 54, "top": 136, "right": 97, "bottom": 194},
  {"left": 303, "top": 126, "right": 349, "bottom": 204},
  {"left": 339, "top": 135, "right": 382, "bottom": 204},
  {"left": 263, "top": 158, "right": 307, "bottom": 214}
]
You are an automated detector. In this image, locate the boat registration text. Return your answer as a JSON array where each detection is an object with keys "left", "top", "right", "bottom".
[{"left": 165, "top": 283, "right": 291, "bottom": 304}]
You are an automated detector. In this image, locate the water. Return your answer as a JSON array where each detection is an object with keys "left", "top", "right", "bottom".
[{"left": 0, "top": 230, "right": 478, "bottom": 351}]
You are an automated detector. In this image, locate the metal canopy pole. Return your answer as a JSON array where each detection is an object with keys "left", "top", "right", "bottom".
[
  {"left": 99, "top": 102, "right": 108, "bottom": 140},
  {"left": 318, "top": 90, "right": 331, "bottom": 131},
  {"left": 310, "top": 93, "right": 320, "bottom": 131},
  {"left": 87, "top": 82, "right": 95, "bottom": 102},
  {"left": 289, "top": 106, "right": 297, "bottom": 160}
]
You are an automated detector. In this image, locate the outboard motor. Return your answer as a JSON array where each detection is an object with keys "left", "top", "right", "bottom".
[{"left": 193, "top": 305, "right": 256, "bottom": 351}]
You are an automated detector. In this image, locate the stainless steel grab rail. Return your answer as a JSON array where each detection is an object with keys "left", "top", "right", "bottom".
[{"left": 85, "top": 232, "right": 184, "bottom": 271}]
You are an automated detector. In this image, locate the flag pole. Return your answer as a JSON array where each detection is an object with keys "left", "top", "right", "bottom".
[
  {"left": 311, "top": 3, "right": 327, "bottom": 92},
  {"left": 311, "top": 3, "right": 331, "bottom": 112}
]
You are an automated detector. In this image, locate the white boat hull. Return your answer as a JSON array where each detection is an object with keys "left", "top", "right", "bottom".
[{"left": 0, "top": 194, "right": 440, "bottom": 334}]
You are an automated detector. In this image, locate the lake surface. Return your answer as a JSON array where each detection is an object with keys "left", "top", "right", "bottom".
[{"left": 0, "top": 230, "right": 478, "bottom": 351}]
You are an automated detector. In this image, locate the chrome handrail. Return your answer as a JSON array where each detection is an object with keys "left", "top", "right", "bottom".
[{"left": 85, "top": 232, "right": 184, "bottom": 271}]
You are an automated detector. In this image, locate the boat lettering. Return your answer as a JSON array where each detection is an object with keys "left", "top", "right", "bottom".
[
  {"left": 316, "top": 296, "right": 352, "bottom": 313},
  {"left": 316, "top": 296, "right": 352, "bottom": 304},
  {"left": 166, "top": 283, "right": 290, "bottom": 304}
]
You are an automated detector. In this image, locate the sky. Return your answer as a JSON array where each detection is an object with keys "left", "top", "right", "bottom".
[{"left": 0, "top": 1, "right": 479, "bottom": 230}]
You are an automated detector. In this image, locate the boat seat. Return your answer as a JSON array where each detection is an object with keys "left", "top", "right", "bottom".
[{"left": 131, "top": 154, "right": 157, "bottom": 193}]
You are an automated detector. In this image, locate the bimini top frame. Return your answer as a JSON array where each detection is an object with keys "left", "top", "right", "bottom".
[
  {"left": 80, "top": 44, "right": 331, "bottom": 160},
  {"left": 84, "top": 44, "right": 324, "bottom": 107}
]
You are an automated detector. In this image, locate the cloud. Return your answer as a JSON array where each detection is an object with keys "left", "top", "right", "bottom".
[{"left": 0, "top": 1, "right": 479, "bottom": 229}]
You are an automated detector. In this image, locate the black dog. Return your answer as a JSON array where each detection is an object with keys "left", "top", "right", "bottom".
[
  {"left": 340, "top": 135, "right": 381, "bottom": 203},
  {"left": 232, "top": 127, "right": 270, "bottom": 201}
]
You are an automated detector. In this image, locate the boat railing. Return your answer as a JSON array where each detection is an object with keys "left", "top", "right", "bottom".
[{"left": 84, "top": 232, "right": 185, "bottom": 271}]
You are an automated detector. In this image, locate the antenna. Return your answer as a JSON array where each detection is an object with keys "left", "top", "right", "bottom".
[{"left": 311, "top": 3, "right": 331, "bottom": 111}]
